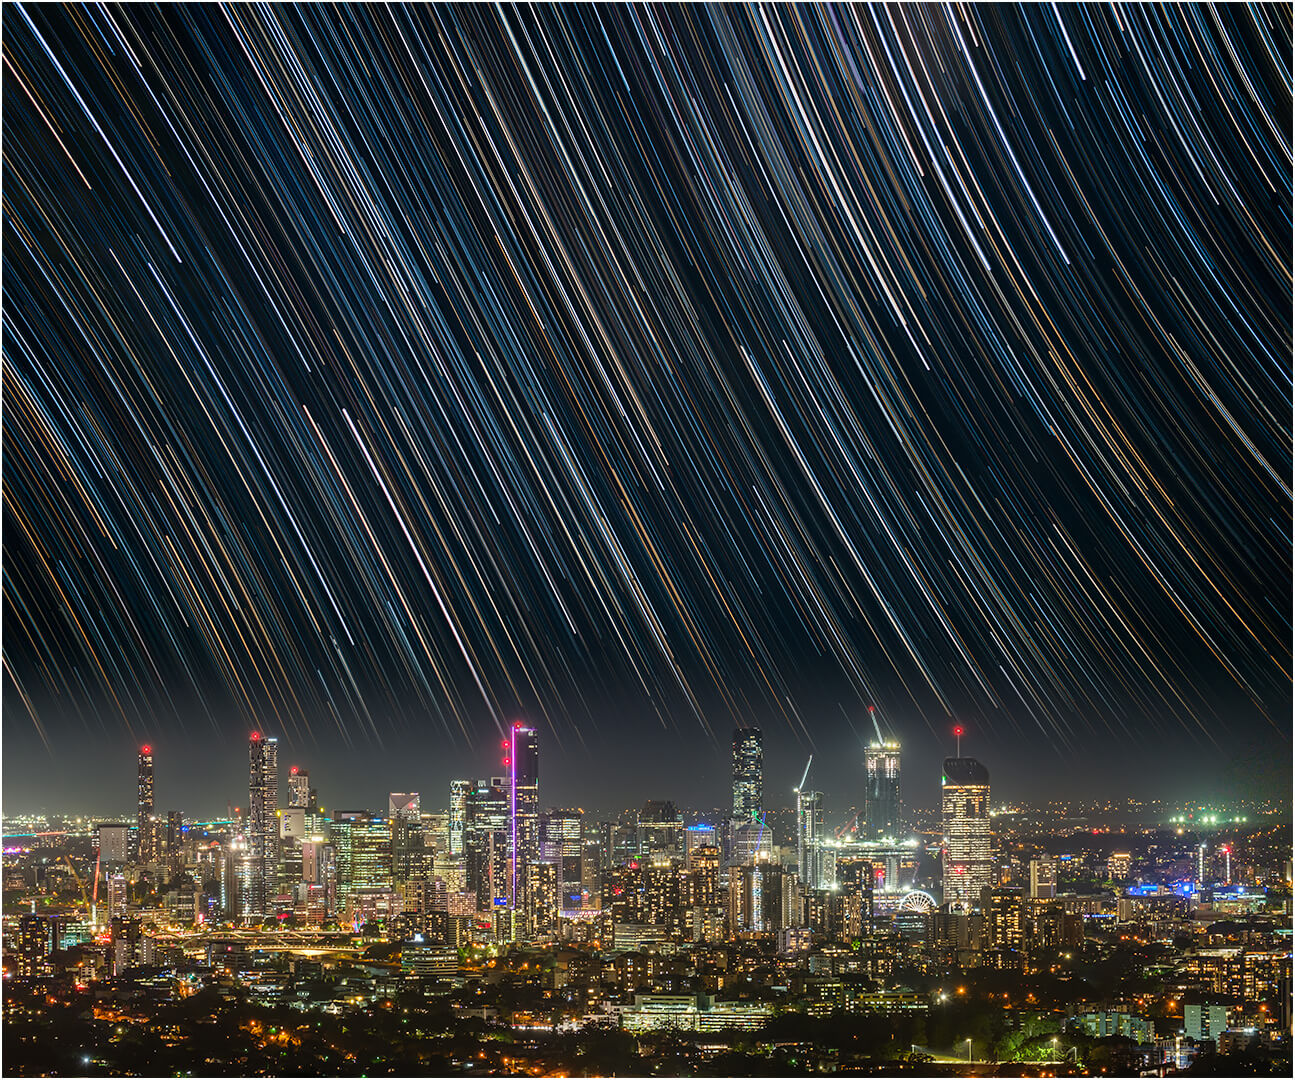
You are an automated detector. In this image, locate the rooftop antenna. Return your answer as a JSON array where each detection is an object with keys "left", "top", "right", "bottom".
[{"left": 954, "top": 725, "right": 964, "bottom": 757}]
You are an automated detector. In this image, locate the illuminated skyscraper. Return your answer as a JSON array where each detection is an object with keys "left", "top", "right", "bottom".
[
  {"left": 280, "top": 771, "right": 311, "bottom": 907},
  {"left": 390, "top": 793, "right": 420, "bottom": 820},
  {"left": 287, "top": 766, "right": 310, "bottom": 809},
  {"left": 331, "top": 811, "right": 393, "bottom": 903},
  {"left": 1029, "top": 856, "right": 1057, "bottom": 899},
  {"left": 247, "top": 732, "right": 279, "bottom": 917},
  {"left": 509, "top": 724, "right": 539, "bottom": 917},
  {"left": 465, "top": 778, "right": 509, "bottom": 910},
  {"left": 137, "top": 745, "right": 156, "bottom": 862},
  {"left": 389, "top": 793, "right": 425, "bottom": 885},
  {"left": 637, "top": 800, "right": 684, "bottom": 859},
  {"left": 861, "top": 742, "right": 903, "bottom": 839},
  {"left": 796, "top": 788, "right": 824, "bottom": 890},
  {"left": 541, "top": 808, "right": 584, "bottom": 910},
  {"left": 731, "top": 727, "right": 763, "bottom": 823},
  {"left": 448, "top": 779, "right": 470, "bottom": 856},
  {"left": 941, "top": 757, "right": 992, "bottom": 911},
  {"left": 98, "top": 823, "right": 130, "bottom": 866}
]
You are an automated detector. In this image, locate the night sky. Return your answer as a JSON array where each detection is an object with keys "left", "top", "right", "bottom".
[{"left": 3, "top": 5, "right": 1290, "bottom": 816}]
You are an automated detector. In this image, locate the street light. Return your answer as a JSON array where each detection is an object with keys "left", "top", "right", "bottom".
[
  {"left": 1052, "top": 1036, "right": 1059, "bottom": 1064},
  {"left": 966, "top": 1038, "right": 973, "bottom": 1063}
]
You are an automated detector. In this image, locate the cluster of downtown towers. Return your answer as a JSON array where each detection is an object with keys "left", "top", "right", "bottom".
[{"left": 131, "top": 726, "right": 993, "bottom": 934}]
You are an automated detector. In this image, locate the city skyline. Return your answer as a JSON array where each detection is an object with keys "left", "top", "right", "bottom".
[
  {"left": 3, "top": 10, "right": 1290, "bottom": 815},
  {"left": 2, "top": 713, "right": 1288, "bottom": 819}
]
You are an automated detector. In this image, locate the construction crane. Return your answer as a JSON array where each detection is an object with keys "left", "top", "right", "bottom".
[
  {"left": 795, "top": 755, "right": 813, "bottom": 794},
  {"left": 870, "top": 705, "right": 886, "bottom": 745},
  {"left": 834, "top": 811, "right": 861, "bottom": 840},
  {"left": 62, "top": 855, "right": 93, "bottom": 920},
  {"left": 90, "top": 849, "right": 101, "bottom": 926}
]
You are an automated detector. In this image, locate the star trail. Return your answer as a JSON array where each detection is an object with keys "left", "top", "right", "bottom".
[{"left": 2, "top": 5, "right": 1290, "bottom": 792}]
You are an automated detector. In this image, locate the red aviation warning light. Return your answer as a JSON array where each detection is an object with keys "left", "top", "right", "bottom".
[
  {"left": 141, "top": 745, "right": 151, "bottom": 755},
  {"left": 250, "top": 732, "right": 261, "bottom": 742},
  {"left": 290, "top": 766, "right": 298, "bottom": 776},
  {"left": 953, "top": 725, "right": 964, "bottom": 756}
]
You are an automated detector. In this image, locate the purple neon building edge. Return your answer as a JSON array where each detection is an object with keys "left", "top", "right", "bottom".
[{"left": 508, "top": 723, "right": 539, "bottom": 927}]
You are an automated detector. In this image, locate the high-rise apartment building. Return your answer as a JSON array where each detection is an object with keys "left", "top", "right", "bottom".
[
  {"left": 731, "top": 727, "right": 763, "bottom": 823},
  {"left": 165, "top": 810, "right": 184, "bottom": 871},
  {"left": 509, "top": 724, "right": 539, "bottom": 919},
  {"left": 1029, "top": 856, "right": 1057, "bottom": 899},
  {"left": 941, "top": 757, "right": 992, "bottom": 911},
  {"left": 137, "top": 745, "right": 156, "bottom": 863},
  {"left": 861, "top": 742, "right": 902, "bottom": 839},
  {"left": 247, "top": 732, "right": 279, "bottom": 917},
  {"left": 448, "top": 779, "right": 470, "bottom": 856},
  {"left": 796, "top": 789, "right": 824, "bottom": 890},
  {"left": 287, "top": 766, "right": 310, "bottom": 809},
  {"left": 541, "top": 808, "right": 584, "bottom": 911}
]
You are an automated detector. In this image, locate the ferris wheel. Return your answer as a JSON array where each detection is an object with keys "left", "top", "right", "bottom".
[{"left": 898, "top": 889, "right": 937, "bottom": 913}]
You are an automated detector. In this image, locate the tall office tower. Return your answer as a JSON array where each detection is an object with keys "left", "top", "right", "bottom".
[
  {"left": 280, "top": 767, "right": 312, "bottom": 902},
  {"left": 278, "top": 802, "right": 307, "bottom": 903},
  {"left": 137, "top": 746, "right": 156, "bottom": 862},
  {"left": 941, "top": 757, "right": 992, "bottom": 911},
  {"left": 448, "top": 780, "right": 470, "bottom": 856},
  {"left": 98, "top": 823, "right": 130, "bottom": 866},
  {"left": 796, "top": 788, "right": 824, "bottom": 890},
  {"left": 300, "top": 839, "right": 336, "bottom": 912},
  {"left": 390, "top": 793, "right": 420, "bottom": 820},
  {"left": 389, "top": 793, "right": 425, "bottom": 885},
  {"left": 465, "top": 778, "right": 510, "bottom": 910},
  {"left": 288, "top": 767, "right": 310, "bottom": 809},
  {"left": 731, "top": 727, "right": 763, "bottom": 823},
  {"left": 508, "top": 724, "right": 539, "bottom": 917},
  {"left": 541, "top": 809, "right": 585, "bottom": 911},
  {"left": 637, "top": 801, "right": 685, "bottom": 859},
  {"left": 247, "top": 732, "right": 279, "bottom": 917},
  {"left": 330, "top": 811, "right": 393, "bottom": 906},
  {"left": 862, "top": 742, "right": 903, "bottom": 839}
]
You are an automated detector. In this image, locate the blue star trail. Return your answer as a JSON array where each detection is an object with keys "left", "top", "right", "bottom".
[{"left": 3, "top": 5, "right": 1289, "bottom": 762}]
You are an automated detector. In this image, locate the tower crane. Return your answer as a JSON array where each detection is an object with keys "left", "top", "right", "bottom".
[
  {"left": 795, "top": 755, "right": 813, "bottom": 794},
  {"left": 61, "top": 855, "right": 92, "bottom": 920}
]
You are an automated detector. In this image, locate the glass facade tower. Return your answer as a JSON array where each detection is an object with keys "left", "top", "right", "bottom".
[
  {"left": 731, "top": 727, "right": 763, "bottom": 823},
  {"left": 941, "top": 757, "right": 991, "bottom": 911}
]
